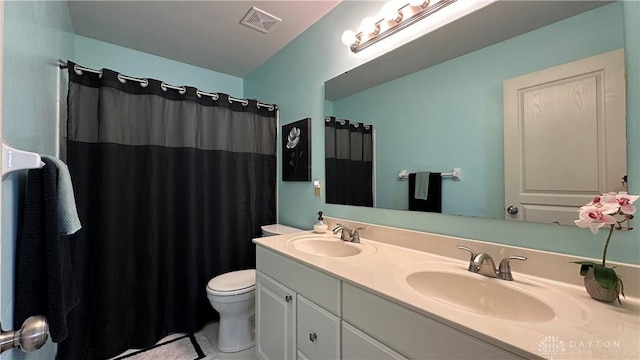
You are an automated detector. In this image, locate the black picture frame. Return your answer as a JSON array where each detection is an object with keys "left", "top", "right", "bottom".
[{"left": 282, "top": 118, "right": 311, "bottom": 181}]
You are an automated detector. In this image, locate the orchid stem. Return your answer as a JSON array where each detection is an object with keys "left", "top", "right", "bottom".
[{"left": 602, "top": 224, "right": 615, "bottom": 267}]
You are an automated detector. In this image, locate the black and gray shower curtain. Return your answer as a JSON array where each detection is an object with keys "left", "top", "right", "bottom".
[
  {"left": 324, "top": 116, "right": 374, "bottom": 207},
  {"left": 59, "top": 62, "right": 277, "bottom": 359}
]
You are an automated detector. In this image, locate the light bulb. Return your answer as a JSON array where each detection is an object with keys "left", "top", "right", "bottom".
[
  {"left": 360, "top": 16, "right": 378, "bottom": 35},
  {"left": 380, "top": 1, "right": 401, "bottom": 22},
  {"left": 341, "top": 30, "right": 357, "bottom": 46}
]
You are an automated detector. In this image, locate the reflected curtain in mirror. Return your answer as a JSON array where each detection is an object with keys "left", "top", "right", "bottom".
[{"left": 325, "top": 116, "right": 374, "bottom": 207}]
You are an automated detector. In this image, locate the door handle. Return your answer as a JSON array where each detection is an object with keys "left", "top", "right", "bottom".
[
  {"left": 507, "top": 206, "right": 519, "bottom": 215},
  {"left": 0, "top": 316, "right": 48, "bottom": 354}
]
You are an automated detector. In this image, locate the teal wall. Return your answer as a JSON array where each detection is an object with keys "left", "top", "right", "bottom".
[
  {"left": 2, "top": 1, "right": 74, "bottom": 359},
  {"left": 1, "top": 3, "right": 241, "bottom": 359},
  {"left": 330, "top": 4, "right": 625, "bottom": 218},
  {"left": 246, "top": 1, "right": 640, "bottom": 265},
  {"left": 73, "top": 36, "right": 243, "bottom": 98}
]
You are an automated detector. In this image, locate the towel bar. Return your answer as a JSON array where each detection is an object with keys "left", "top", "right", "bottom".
[
  {"left": 2, "top": 142, "right": 45, "bottom": 179},
  {"left": 398, "top": 168, "right": 461, "bottom": 181}
]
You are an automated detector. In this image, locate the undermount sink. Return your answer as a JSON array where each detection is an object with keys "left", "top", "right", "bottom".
[
  {"left": 405, "top": 270, "right": 555, "bottom": 322},
  {"left": 286, "top": 234, "right": 376, "bottom": 258}
]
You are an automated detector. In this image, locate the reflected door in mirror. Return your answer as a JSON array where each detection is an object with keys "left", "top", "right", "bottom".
[{"left": 504, "top": 49, "right": 626, "bottom": 225}]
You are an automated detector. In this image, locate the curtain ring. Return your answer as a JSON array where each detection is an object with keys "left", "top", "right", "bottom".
[
  {"left": 160, "top": 82, "right": 169, "bottom": 91},
  {"left": 228, "top": 96, "right": 249, "bottom": 106},
  {"left": 351, "top": 123, "right": 360, "bottom": 128},
  {"left": 196, "top": 90, "right": 220, "bottom": 101},
  {"left": 256, "top": 102, "right": 274, "bottom": 111},
  {"left": 140, "top": 79, "right": 149, "bottom": 88},
  {"left": 338, "top": 120, "right": 346, "bottom": 125},
  {"left": 74, "top": 64, "right": 103, "bottom": 78},
  {"left": 117, "top": 74, "right": 127, "bottom": 84},
  {"left": 178, "top": 86, "right": 187, "bottom": 95}
]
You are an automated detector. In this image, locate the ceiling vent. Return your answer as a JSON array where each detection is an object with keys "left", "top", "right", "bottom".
[{"left": 240, "top": 7, "right": 282, "bottom": 34}]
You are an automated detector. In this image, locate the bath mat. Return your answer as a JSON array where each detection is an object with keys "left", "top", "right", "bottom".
[{"left": 112, "top": 333, "right": 205, "bottom": 360}]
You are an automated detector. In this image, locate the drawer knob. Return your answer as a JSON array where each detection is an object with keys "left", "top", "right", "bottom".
[
  {"left": 309, "top": 332, "right": 317, "bottom": 342},
  {"left": 285, "top": 295, "right": 292, "bottom": 303}
]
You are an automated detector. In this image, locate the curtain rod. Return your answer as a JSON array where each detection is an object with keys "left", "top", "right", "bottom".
[{"left": 58, "top": 60, "right": 276, "bottom": 110}]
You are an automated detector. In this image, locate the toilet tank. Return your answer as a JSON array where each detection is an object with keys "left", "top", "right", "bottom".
[{"left": 261, "top": 224, "right": 303, "bottom": 237}]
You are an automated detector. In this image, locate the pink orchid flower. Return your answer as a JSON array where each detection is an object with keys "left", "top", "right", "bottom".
[
  {"left": 574, "top": 204, "right": 618, "bottom": 234},
  {"left": 614, "top": 193, "right": 638, "bottom": 215}
]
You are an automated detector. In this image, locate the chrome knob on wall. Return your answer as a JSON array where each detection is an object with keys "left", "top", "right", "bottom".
[
  {"left": 0, "top": 315, "right": 49, "bottom": 354},
  {"left": 507, "top": 206, "right": 519, "bottom": 215}
]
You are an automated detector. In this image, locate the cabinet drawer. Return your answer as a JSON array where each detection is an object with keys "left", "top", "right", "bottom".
[
  {"left": 342, "top": 321, "right": 407, "bottom": 360},
  {"left": 342, "top": 283, "right": 526, "bottom": 359},
  {"left": 257, "top": 246, "right": 341, "bottom": 315},
  {"left": 296, "top": 296, "right": 340, "bottom": 360}
]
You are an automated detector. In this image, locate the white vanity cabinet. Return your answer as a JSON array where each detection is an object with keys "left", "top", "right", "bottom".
[
  {"left": 256, "top": 246, "right": 527, "bottom": 360},
  {"left": 256, "top": 247, "right": 341, "bottom": 360}
]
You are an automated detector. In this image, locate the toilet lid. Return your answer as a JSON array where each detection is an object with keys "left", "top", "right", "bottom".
[{"left": 207, "top": 269, "right": 256, "bottom": 293}]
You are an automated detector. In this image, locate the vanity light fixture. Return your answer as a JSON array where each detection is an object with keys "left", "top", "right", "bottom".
[{"left": 341, "top": 0, "right": 457, "bottom": 53}]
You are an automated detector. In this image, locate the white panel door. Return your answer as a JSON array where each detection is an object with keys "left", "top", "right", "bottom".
[{"left": 504, "top": 49, "right": 626, "bottom": 225}]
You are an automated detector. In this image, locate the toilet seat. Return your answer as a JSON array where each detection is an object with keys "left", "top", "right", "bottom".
[{"left": 207, "top": 269, "right": 256, "bottom": 296}]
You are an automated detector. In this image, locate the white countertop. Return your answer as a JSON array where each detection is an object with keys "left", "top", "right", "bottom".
[{"left": 254, "top": 230, "right": 640, "bottom": 359}]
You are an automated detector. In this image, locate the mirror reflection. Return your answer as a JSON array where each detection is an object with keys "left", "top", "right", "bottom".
[{"left": 324, "top": 1, "right": 628, "bottom": 225}]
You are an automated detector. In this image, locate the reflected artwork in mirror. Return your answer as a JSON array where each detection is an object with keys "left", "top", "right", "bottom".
[{"left": 324, "top": 1, "right": 628, "bottom": 225}]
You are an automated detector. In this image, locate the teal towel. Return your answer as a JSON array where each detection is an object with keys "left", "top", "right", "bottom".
[
  {"left": 414, "top": 172, "right": 430, "bottom": 200},
  {"left": 41, "top": 155, "right": 82, "bottom": 235}
]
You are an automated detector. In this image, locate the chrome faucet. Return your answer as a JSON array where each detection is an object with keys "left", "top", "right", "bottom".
[
  {"left": 457, "top": 245, "right": 527, "bottom": 281},
  {"left": 332, "top": 224, "right": 365, "bottom": 243}
]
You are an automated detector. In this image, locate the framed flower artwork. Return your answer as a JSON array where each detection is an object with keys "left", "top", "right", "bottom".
[{"left": 283, "top": 118, "right": 311, "bottom": 181}]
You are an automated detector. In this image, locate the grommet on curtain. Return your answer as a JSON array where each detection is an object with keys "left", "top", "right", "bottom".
[
  {"left": 160, "top": 82, "right": 187, "bottom": 94},
  {"left": 256, "top": 103, "right": 274, "bottom": 111},
  {"left": 73, "top": 64, "right": 103, "bottom": 78},
  {"left": 228, "top": 96, "right": 249, "bottom": 106},
  {"left": 196, "top": 90, "right": 219, "bottom": 101}
]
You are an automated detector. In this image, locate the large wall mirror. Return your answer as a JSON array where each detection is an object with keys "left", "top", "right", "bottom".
[{"left": 324, "top": 0, "right": 629, "bottom": 225}]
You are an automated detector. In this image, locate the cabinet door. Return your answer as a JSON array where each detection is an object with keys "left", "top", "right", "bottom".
[
  {"left": 342, "top": 322, "right": 407, "bottom": 360},
  {"left": 296, "top": 296, "right": 340, "bottom": 360},
  {"left": 256, "top": 271, "right": 296, "bottom": 360}
]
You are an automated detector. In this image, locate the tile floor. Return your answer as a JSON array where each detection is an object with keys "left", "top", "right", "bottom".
[{"left": 113, "top": 322, "right": 257, "bottom": 360}]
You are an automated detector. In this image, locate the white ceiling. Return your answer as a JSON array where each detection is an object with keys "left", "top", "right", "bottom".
[{"left": 67, "top": 1, "right": 342, "bottom": 78}]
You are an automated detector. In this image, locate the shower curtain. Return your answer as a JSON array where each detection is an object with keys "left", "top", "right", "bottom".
[
  {"left": 324, "top": 116, "right": 374, "bottom": 207},
  {"left": 58, "top": 62, "right": 277, "bottom": 359}
]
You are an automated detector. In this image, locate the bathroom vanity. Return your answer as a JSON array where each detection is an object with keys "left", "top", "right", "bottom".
[{"left": 253, "top": 218, "right": 640, "bottom": 359}]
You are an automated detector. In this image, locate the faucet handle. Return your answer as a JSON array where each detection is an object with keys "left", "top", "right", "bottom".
[
  {"left": 457, "top": 245, "right": 477, "bottom": 272},
  {"left": 351, "top": 228, "right": 365, "bottom": 243},
  {"left": 333, "top": 224, "right": 352, "bottom": 241},
  {"left": 498, "top": 256, "right": 527, "bottom": 281}
]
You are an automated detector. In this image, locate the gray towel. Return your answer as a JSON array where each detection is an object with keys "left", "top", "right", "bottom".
[
  {"left": 414, "top": 171, "right": 430, "bottom": 200},
  {"left": 41, "top": 155, "right": 82, "bottom": 235}
]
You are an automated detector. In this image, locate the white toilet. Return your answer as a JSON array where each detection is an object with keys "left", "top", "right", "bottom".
[{"left": 206, "top": 224, "right": 302, "bottom": 353}]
